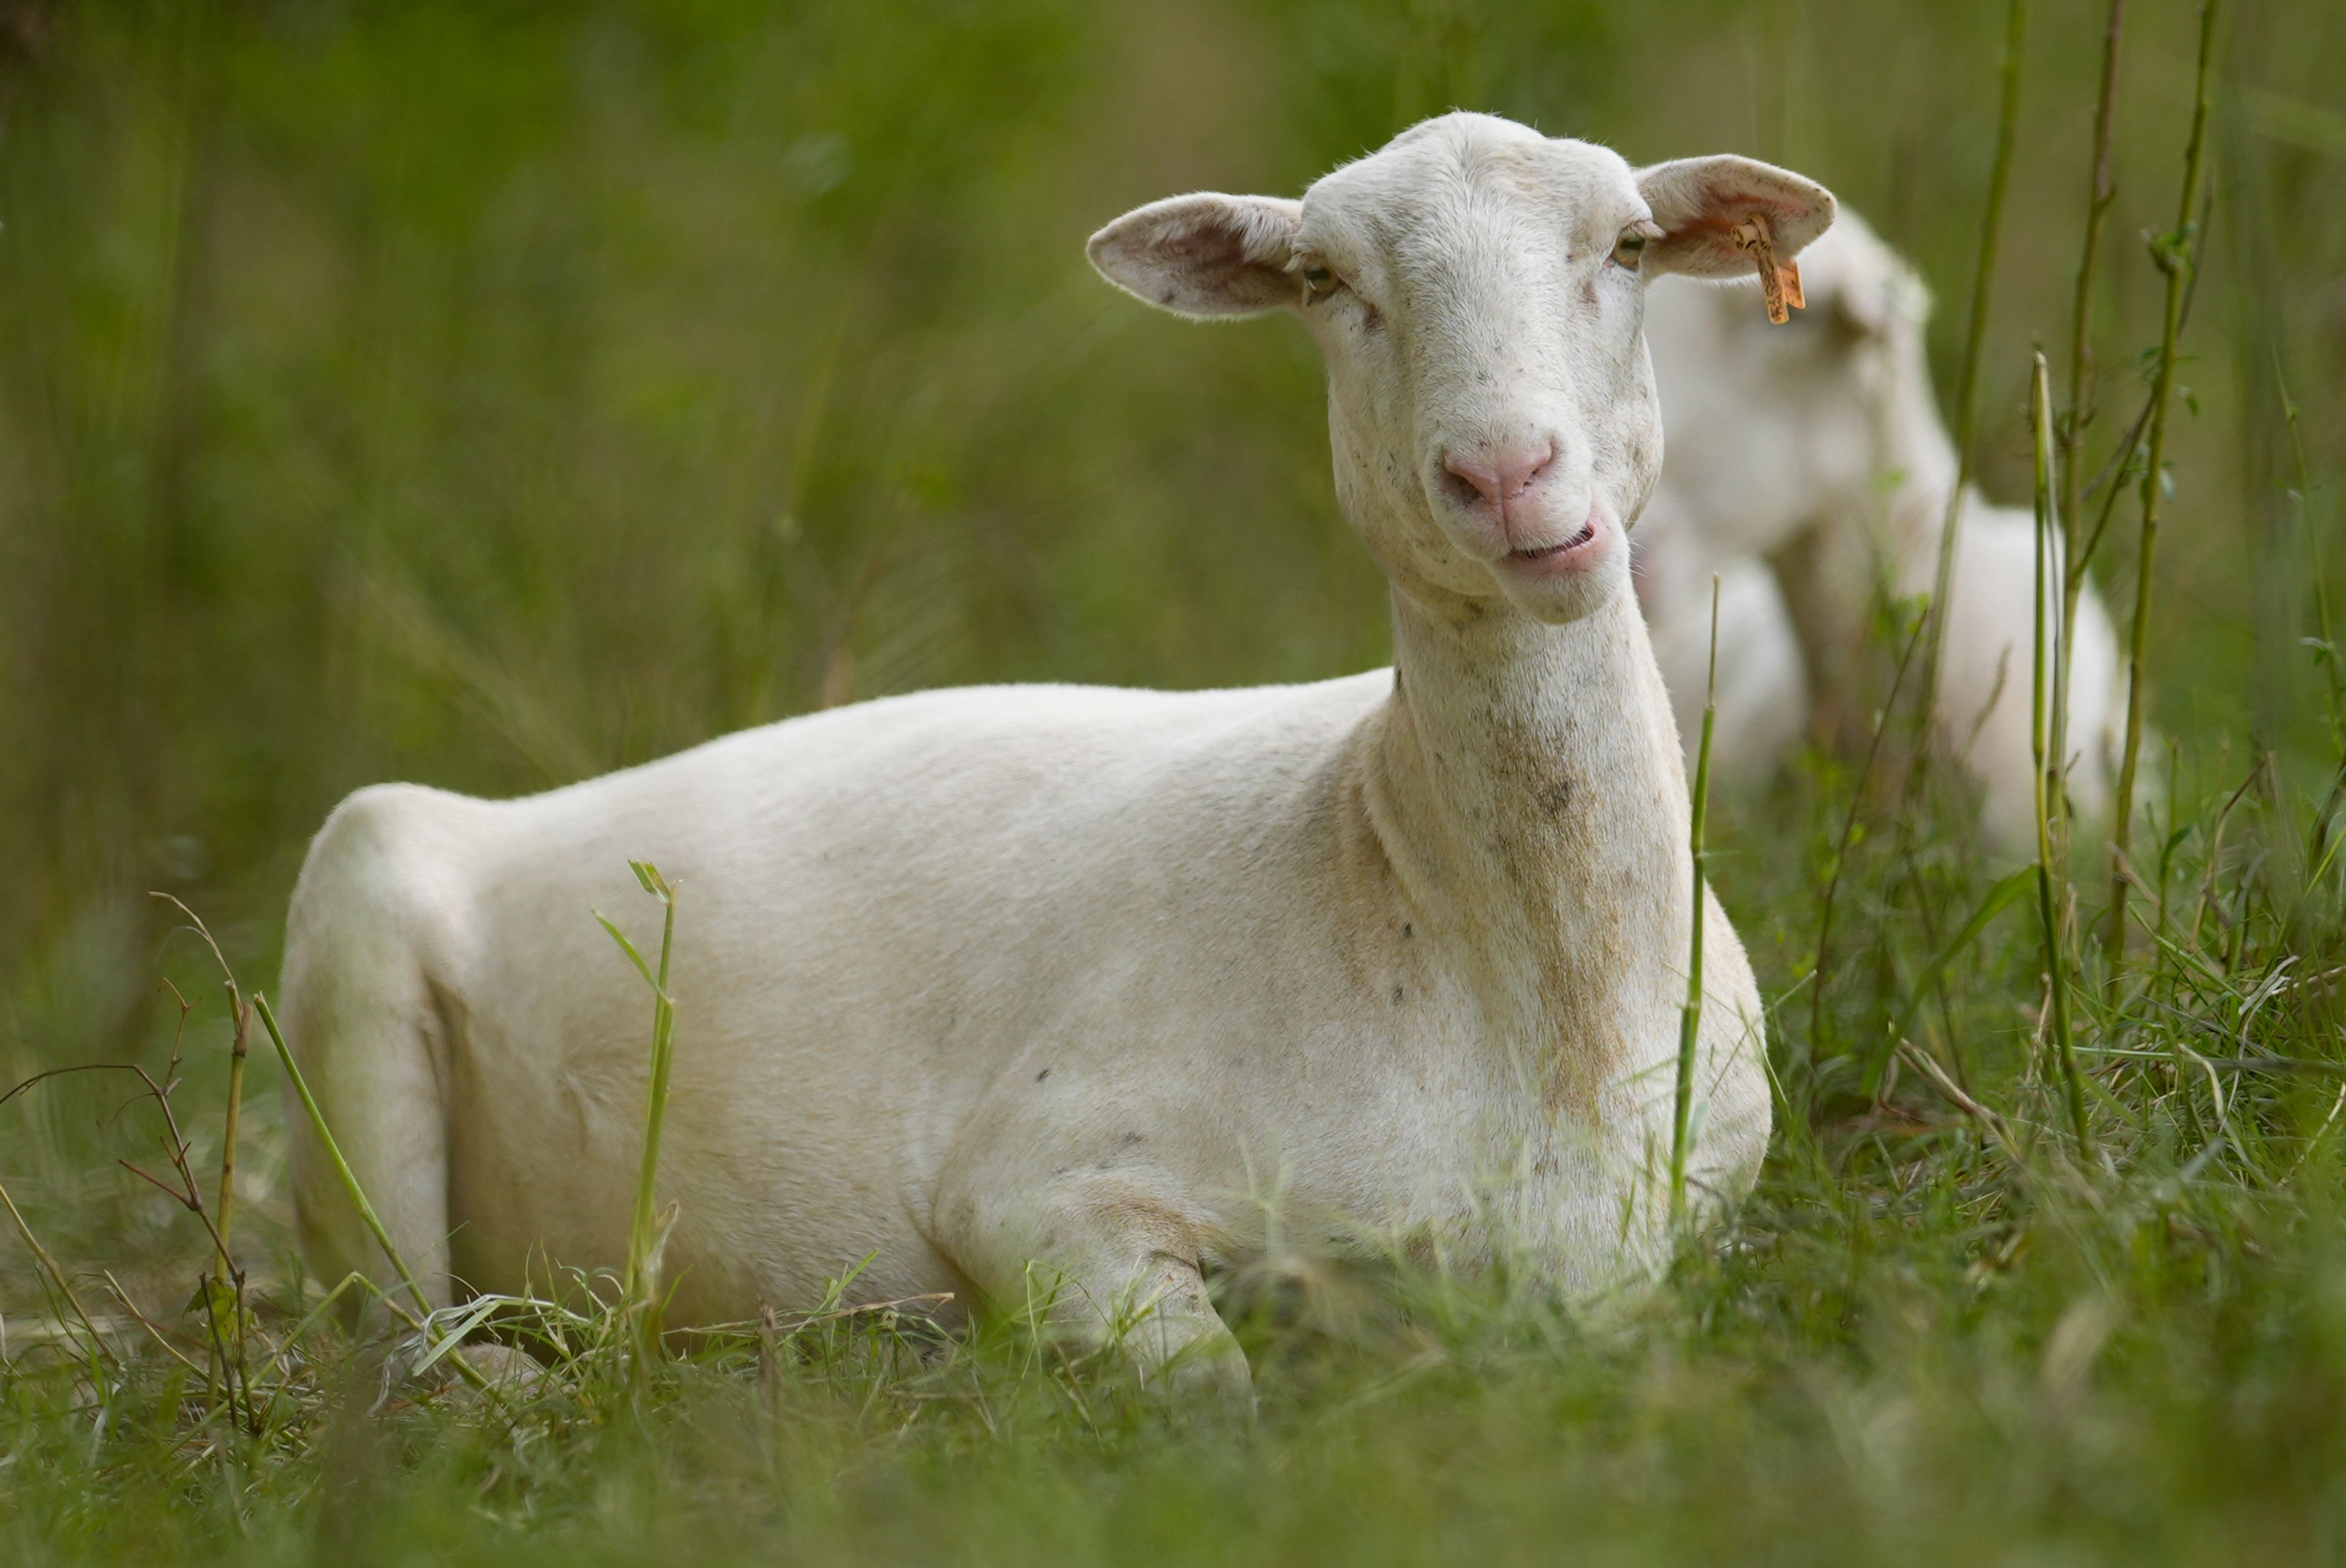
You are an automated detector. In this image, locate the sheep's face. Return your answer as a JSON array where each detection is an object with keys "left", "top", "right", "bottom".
[
  {"left": 1643, "top": 210, "right": 1938, "bottom": 560},
  {"left": 1090, "top": 112, "right": 1835, "bottom": 626}
]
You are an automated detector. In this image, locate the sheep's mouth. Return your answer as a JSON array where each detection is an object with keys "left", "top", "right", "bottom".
[{"left": 1506, "top": 514, "right": 1599, "bottom": 565}]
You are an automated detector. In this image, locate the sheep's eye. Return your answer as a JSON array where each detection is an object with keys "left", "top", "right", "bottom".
[
  {"left": 1298, "top": 263, "right": 1343, "bottom": 303},
  {"left": 1611, "top": 232, "right": 1648, "bottom": 271}
]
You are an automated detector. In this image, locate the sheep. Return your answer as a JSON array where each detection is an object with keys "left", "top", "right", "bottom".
[
  {"left": 1632, "top": 210, "right": 2125, "bottom": 855},
  {"left": 278, "top": 112, "right": 1833, "bottom": 1405}
]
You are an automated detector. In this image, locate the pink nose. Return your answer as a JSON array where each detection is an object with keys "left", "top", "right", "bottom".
[{"left": 1442, "top": 443, "right": 1555, "bottom": 511}]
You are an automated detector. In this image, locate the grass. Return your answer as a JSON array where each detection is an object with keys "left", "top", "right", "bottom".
[
  {"left": 6, "top": 0, "right": 2346, "bottom": 1562},
  {"left": 2028, "top": 349, "right": 2091, "bottom": 1158},
  {"left": 596, "top": 859, "right": 681, "bottom": 1363},
  {"left": 2108, "top": 0, "right": 2223, "bottom": 982},
  {"left": 1670, "top": 575, "right": 1720, "bottom": 1229},
  {"left": 13, "top": 841, "right": 2346, "bottom": 1566},
  {"left": 1912, "top": 0, "right": 2030, "bottom": 768}
]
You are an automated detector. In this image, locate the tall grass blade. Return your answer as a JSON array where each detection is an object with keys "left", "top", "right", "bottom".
[
  {"left": 1912, "top": 0, "right": 2029, "bottom": 780},
  {"left": 0, "top": 1173, "right": 120, "bottom": 1375},
  {"left": 1885, "top": 865, "right": 2036, "bottom": 1063},
  {"left": 252, "top": 993, "right": 429, "bottom": 1315},
  {"left": 600, "top": 860, "right": 679, "bottom": 1364},
  {"left": 2031, "top": 351, "right": 2091, "bottom": 1158},
  {"left": 1670, "top": 576, "right": 1720, "bottom": 1230},
  {"left": 2278, "top": 357, "right": 2346, "bottom": 878},
  {"left": 2055, "top": 0, "right": 2129, "bottom": 844},
  {"left": 1811, "top": 606, "right": 1930, "bottom": 1063},
  {"left": 250, "top": 991, "right": 494, "bottom": 1394},
  {"left": 2108, "top": 0, "right": 2221, "bottom": 988},
  {"left": 213, "top": 986, "right": 249, "bottom": 1288}
]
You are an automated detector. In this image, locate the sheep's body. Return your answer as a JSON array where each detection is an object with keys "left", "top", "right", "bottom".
[
  {"left": 1634, "top": 212, "right": 2125, "bottom": 852},
  {"left": 283, "top": 113, "right": 1827, "bottom": 1401},
  {"left": 287, "top": 610, "right": 1765, "bottom": 1349}
]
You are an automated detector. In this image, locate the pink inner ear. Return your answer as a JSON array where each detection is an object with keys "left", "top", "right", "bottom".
[
  {"left": 1158, "top": 219, "right": 1288, "bottom": 307},
  {"left": 1671, "top": 188, "right": 1813, "bottom": 242},
  {"left": 1654, "top": 185, "right": 1825, "bottom": 282},
  {"left": 1164, "top": 224, "right": 1251, "bottom": 269}
]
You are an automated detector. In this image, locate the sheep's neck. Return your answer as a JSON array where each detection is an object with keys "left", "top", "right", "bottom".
[{"left": 1359, "top": 585, "right": 1693, "bottom": 1114}]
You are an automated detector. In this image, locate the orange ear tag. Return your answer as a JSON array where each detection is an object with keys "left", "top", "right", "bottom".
[{"left": 1729, "top": 216, "right": 1803, "bottom": 325}]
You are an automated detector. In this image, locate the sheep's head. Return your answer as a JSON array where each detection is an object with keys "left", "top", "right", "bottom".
[
  {"left": 1090, "top": 112, "right": 1835, "bottom": 625},
  {"left": 1642, "top": 207, "right": 1940, "bottom": 560}
]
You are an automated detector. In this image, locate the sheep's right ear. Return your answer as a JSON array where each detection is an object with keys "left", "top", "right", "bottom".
[{"left": 1088, "top": 194, "right": 1303, "bottom": 319}]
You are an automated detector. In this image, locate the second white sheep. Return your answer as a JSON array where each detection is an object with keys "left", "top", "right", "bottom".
[{"left": 1634, "top": 210, "right": 2125, "bottom": 856}]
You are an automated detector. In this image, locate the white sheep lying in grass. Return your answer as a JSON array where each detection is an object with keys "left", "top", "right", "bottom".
[
  {"left": 1634, "top": 211, "right": 2124, "bottom": 855},
  {"left": 280, "top": 112, "right": 1833, "bottom": 1403}
]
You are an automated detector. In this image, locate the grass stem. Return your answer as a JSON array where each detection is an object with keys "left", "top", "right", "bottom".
[
  {"left": 1810, "top": 609, "right": 1929, "bottom": 1060},
  {"left": 2054, "top": 0, "right": 2127, "bottom": 880},
  {"left": 251, "top": 991, "right": 494, "bottom": 1395},
  {"left": 0, "top": 1172, "right": 119, "bottom": 1373},
  {"left": 251, "top": 993, "right": 428, "bottom": 1315},
  {"left": 2031, "top": 351, "right": 2091, "bottom": 1158},
  {"left": 599, "top": 861, "right": 680, "bottom": 1362},
  {"left": 2279, "top": 360, "right": 2345, "bottom": 751},
  {"left": 213, "top": 985, "right": 249, "bottom": 1288},
  {"left": 2108, "top": 0, "right": 2220, "bottom": 988},
  {"left": 1912, "top": 0, "right": 2028, "bottom": 785},
  {"left": 2276, "top": 357, "right": 2346, "bottom": 883},
  {"left": 1670, "top": 577, "right": 1720, "bottom": 1230}
]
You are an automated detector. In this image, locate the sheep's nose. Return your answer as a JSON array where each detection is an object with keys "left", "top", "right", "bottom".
[{"left": 1441, "top": 442, "right": 1555, "bottom": 510}]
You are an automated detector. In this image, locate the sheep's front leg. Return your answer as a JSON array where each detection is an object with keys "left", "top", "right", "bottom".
[{"left": 929, "top": 1167, "right": 1252, "bottom": 1412}]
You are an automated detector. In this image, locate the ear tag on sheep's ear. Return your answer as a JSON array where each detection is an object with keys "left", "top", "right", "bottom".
[{"left": 1728, "top": 216, "right": 1805, "bottom": 325}]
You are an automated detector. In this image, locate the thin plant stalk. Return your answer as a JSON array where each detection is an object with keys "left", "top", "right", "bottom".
[
  {"left": 99, "top": 1269, "right": 203, "bottom": 1376},
  {"left": 252, "top": 993, "right": 428, "bottom": 1313},
  {"left": 2278, "top": 357, "right": 2346, "bottom": 880},
  {"left": 1810, "top": 608, "right": 1931, "bottom": 1059},
  {"left": 0, "top": 1172, "right": 119, "bottom": 1372},
  {"left": 2155, "top": 734, "right": 2183, "bottom": 957},
  {"left": 2108, "top": 0, "right": 2220, "bottom": 986},
  {"left": 2074, "top": 228, "right": 2210, "bottom": 582},
  {"left": 598, "top": 861, "right": 679, "bottom": 1360},
  {"left": 213, "top": 983, "right": 249, "bottom": 1287},
  {"left": 2054, "top": 0, "right": 2128, "bottom": 862},
  {"left": 1913, "top": 0, "right": 2030, "bottom": 776},
  {"left": 1671, "top": 577, "right": 1720, "bottom": 1229},
  {"left": 211, "top": 986, "right": 255, "bottom": 1426},
  {"left": 2279, "top": 360, "right": 2345, "bottom": 751},
  {"left": 251, "top": 991, "right": 494, "bottom": 1395},
  {"left": 2031, "top": 351, "right": 2091, "bottom": 1157},
  {"left": 4, "top": 1005, "right": 260, "bottom": 1413},
  {"left": 1874, "top": 0, "right": 2028, "bottom": 1069}
]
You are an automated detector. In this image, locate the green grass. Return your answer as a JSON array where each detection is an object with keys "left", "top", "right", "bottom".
[
  {"left": 14, "top": 888, "right": 2346, "bottom": 1567},
  {"left": 7, "top": 0, "right": 2346, "bottom": 1561}
]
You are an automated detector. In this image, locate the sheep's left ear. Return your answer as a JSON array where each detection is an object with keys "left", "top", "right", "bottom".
[
  {"left": 1088, "top": 193, "right": 1303, "bottom": 318},
  {"left": 1634, "top": 156, "right": 1836, "bottom": 280}
]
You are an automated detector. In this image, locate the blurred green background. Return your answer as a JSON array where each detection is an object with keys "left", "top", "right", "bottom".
[{"left": 0, "top": 0, "right": 2340, "bottom": 1120}]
